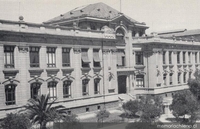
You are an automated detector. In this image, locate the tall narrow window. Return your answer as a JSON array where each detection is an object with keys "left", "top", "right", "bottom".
[
  {"left": 178, "top": 73, "right": 181, "bottom": 84},
  {"left": 82, "top": 79, "right": 89, "bottom": 96},
  {"left": 94, "top": 78, "right": 100, "bottom": 94},
  {"left": 135, "top": 52, "right": 143, "bottom": 65},
  {"left": 163, "top": 74, "right": 167, "bottom": 86},
  {"left": 189, "top": 72, "right": 192, "bottom": 79},
  {"left": 183, "top": 52, "right": 186, "bottom": 64},
  {"left": 177, "top": 52, "right": 180, "bottom": 64},
  {"left": 188, "top": 52, "right": 191, "bottom": 63},
  {"left": 5, "top": 84, "right": 16, "bottom": 105},
  {"left": 169, "top": 51, "right": 172, "bottom": 64},
  {"left": 62, "top": 48, "right": 70, "bottom": 67},
  {"left": 183, "top": 72, "right": 187, "bottom": 83},
  {"left": 93, "top": 49, "right": 101, "bottom": 67},
  {"left": 4, "top": 46, "right": 14, "bottom": 68},
  {"left": 30, "top": 47, "right": 40, "bottom": 67},
  {"left": 169, "top": 73, "right": 173, "bottom": 85},
  {"left": 163, "top": 51, "right": 166, "bottom": 64},
  {"left": 136, "top": 75, "right": 144, "bottom": 87},
  {"left": 47, "top": 47, "right": 56, "bottom": 67},
  {"left": 195, "top": 52, "right": 197, "bottom": 63},
  {"left": 48, "top": 81, "right": 57, "bottom": 100},
  {"left": 81, "top": 49, "right": 90, "bottom": 67},
  {"left": 63, "top": 80, "right": 72, "bottom": 98},
  {"left": 117, "top": 49, "right": 126, "bottom": 66},
  {"left": 30, "top": 83, "right": 41, "bottom": 99}
]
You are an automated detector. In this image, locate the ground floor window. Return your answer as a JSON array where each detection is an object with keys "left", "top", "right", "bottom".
[
  {"left": 31, "top": 83, "right": 41, "bottom": 99},
  {"left": 94, "top": 78, "right": 100, "bottom": 94},
  {"left": 63, "top": 80, "right": 72, "bottom": 98},
  {"left": 163, "top": 74, "right": 167, "bottom": 86},
  {"left": 136, "top": 75, "right": 144, "bottom": 87},
  {"left": 82, "top": 79, "right": 89, "bottom": 96},
  {"left": 5, "top": 84, "right": 16, "bottom": 105},
  {"left": 48, "top": 81, "right": 57, "bottom": 100}
]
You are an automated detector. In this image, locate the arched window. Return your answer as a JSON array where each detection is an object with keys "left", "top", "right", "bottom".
[
  {"left": 63, "top": 80, "right": 72, "bottom": 98},
  {"left": 94, "top": 78, "right": 100, "bottom": 94},
  {"left": 116, "top": 28, "right": 124, "bottom": 40},
  {"left": 48, "top": 81, "right": 57, "bottom": 100},
  {"left": 82, "top": 79, "right": 89, "bottom": 96},
  {"left": 30, "top": 82, "right": 41, "bottom": 99},
  {"left": 5, "top": 84, "right": 16, "bottom": 105}
]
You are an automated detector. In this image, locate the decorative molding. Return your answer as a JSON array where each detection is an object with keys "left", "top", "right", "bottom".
[
  {"left": 28, "top": 69, "right": 44, "bottom": 77},
  {"left": 46, "top": 68, "right": 60, "bottom": 77},
  {"left": 46, "top": 75, "right": 60, "bottom": 82},
  {"left": 61, "top": 68, "right": 74, "bottom": 76},
  {"left": 2, "top": 77, "right": 20, "bottom": 85},
  {"left": 111, "top": 49, "right": 118, "bottom": 54},
  {"left": 102, "top": 49, "right": 110, "bottom": 54},
  {"left": 81, "top": 73, "right": 92, "bottom": 79},
  {"left": 28, "top": 76, "right": 44, "bottom": 84},
  {"left": 73, "top": 48, "right": 81, "bottom": 54},
  {"left": 3, "top": 69, "right": 19, "bottom": 79},
  {"left": 18, "top": 46, "right": 29, "bottom": 53},
  {"left": 61, "top": 73, "right": 75, "bottom": 81}
]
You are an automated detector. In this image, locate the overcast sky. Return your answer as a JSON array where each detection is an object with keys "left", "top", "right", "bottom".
[{"left": 0, "top": 0, "right": 200, "bottom": 34}]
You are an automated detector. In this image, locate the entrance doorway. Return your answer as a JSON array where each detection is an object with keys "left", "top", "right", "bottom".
[{"left": 118, "top": 75, "right": 127, "bottom": 94}]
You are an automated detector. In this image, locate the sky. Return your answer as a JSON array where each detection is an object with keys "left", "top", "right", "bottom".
[{"left": 0, "top": 0, "right": 200, "bottom": 34}]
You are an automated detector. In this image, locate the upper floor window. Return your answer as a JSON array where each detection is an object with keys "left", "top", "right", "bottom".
[
  {"left": 169, "top": 51, "right": 172, "bottom": 64},
  {"left": 136, "top": 75, "right": 144, "bottom": 87},
  {"left": 188, "top": 52, "right": 191, "bottom": 63},
  {"left": 82, "top": 79, "right": 89, "bottom": 96},
  {"left": 47, "top": 47, "right": 56, "bottom": 67},
  {"left": 63, "top": 80, "right": 72, "bottom": 98},
  {"left": 135, "top": 52, "right": 143, "bottom": 65},
  {"left": 48, "top": 81, "right": 57, "bottom": 100},
  {"left": 30, "top": 82, "right": 41, "bottom": 99},
  {"left": 163, "top": 51, "right": 166, "bottom": 64},
  {"left": 5, "top": 84, "right": 16, "bottom": 105},
  {"left": 94, "top": 78, "right": 100, "bottom": 94},
  {"left": 183, "top": 52, "right": 186, "bottom": 64},
  {"left": 177, "top": 52, "right": 180, "bottom": 64},
  {"left": 81, "top": 49, "right": 90, "bottom": 68},
  {"left": 62, "top": 48, "right": 70, "bottom": 67},
  {"left": 117, "top": 49, "right": 125, "bottom": 67},
  {"left": 93, "top": 49, "right": 101, "bottom": 67},
  {"left": 195, "top": 52, "right": 197, "bottom": 63},
  {"left": 4, "top": 46, "right": 14, "bottom": 68},
  {"left": 30, "top": 47, "right": 40, "bottom": 67}
]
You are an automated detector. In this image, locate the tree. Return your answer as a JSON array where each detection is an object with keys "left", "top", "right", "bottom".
[
  {"left": 0, "top": 113, "right": 31, "bottom": 129},
  {"left": 22, "top": 94, "right": 67, "bottom": 129},
  {"left": 96, "top": 109, "right": 110, "bottom": 123},
  {"left": 122, "top": 99, "right": 140, "bottom": 117},
  {"left": 170, "top": 90, "right": 199, "bottom": 126}
]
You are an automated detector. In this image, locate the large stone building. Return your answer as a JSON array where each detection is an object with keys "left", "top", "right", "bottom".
[{"left": 0, "top": 2, "right": 198, "bottom": 117}]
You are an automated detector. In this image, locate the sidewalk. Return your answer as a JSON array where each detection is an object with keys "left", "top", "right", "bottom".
[{"left": 159, "top": 114, "right": 175, "bottom": 123}]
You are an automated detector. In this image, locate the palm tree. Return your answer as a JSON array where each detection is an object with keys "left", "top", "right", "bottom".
[{"left": 22, "top": 94, "right": 67, "bottom": 129}]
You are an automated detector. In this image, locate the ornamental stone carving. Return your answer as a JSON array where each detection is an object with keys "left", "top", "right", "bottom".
[
  {"left": 73, "top": 48, "right": 81, "bottom": 54},
  {"left": 18, "top": 46, "right": 29, "bottom": 53}
]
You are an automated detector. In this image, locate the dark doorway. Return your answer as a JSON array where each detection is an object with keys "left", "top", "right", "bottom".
[{"left": 118, "top": 75, "right": 127, "bottom": 94}]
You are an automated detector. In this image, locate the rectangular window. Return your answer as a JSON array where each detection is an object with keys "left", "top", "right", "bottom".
[
  {"left": 195, "top": 52, "right": 197, "bottom": 63},
  {"left": 63, "top": 80, "right": 71, "bottom": 98},
  {"left": 177, "top": 52, "right": 180, "bottom": 64},
  {"left": 135, "top": 52, "right": 143, "bottom": 65},
  {"left": 30, "top": 47, "right": 40, "bottom": 67},
  {"left": 136, "top": 75, "right": 144, "bottom": 87},
  {"left": 183, "top": 72, "right": 187, "bottom": 83},
  {"left": 178, "top": 73, "right": 181, "bottom": 84},
  {"left": 169, "top": 73, "right": 173, "bottom": 85},
  {"left": 62, "top": 48, "right": 70, "bottom": 67},
  {"left": 47, "top": 47, "right": 56, "bottom": 67},
  {"left": 163, "top": 74, "right": 167, "bottom": 86},
  {"left": 82, "top": 49, "right": 90, "bottom": 67},
  {"left": 82, "top": 79, "right": 89, "bottom": 96},
  {"left": 169, "top": 51, "right": 172, "bottom": 64},
  {"left": 163, "top": 51, "right": 166, "bottom": 64},
  {"left": 93, "top": 49, "right": 101, "bottom": 67},
  {"left": 188, "top": 52, "right": 191, "bottom": 63},
  {"left": 94, "top": 78, "right": 100, "bottom": 94},
  {"left": 189, "top": 72, "right": 192, "bottom": 79},
  {"left": 5, "top": 85, "right": 16, "bottom": 105},
  {"left": 183, "top": 52, "right": 186, "bottom": 64},
  {"left": 117, "top": 49, "right": 126, "bottom": 66},
  {"left": 30, "top": 83, "right": 41, "bottom": 99},
  {"left": 4, "top": 46, "right": 15, "bottom": 68},
  {"left": 48, "top": 81, "right": 57, "bottom": 100}
]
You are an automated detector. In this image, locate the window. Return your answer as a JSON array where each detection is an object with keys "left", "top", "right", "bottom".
[
  {"left": 30, "top": 83, "right": 41, "bottom": 99},
  {"left": 93, "top": 49, "right": 101, "bottom": 67},
  {"left": 163, "top": 51, "right": 166, "bottom": 64},
  {"left": 117, "top": 50, "right": 126, "bottom": 66},
  {"left": 195, "top": 52, "right": 197, "bottom": 63},
  {"left": 136, "top": 75, "right": 144, "bottom": 87},
  {"left": 94, "top": 78, "right": 100, "bottom": 94},
  {"left": 62, "top": 48, "right": 70, "bottom": 67},
  {"left": 163, "top": 74, "right": 167, "bottom": 86},
  {"left": 47, "top": 47, "right": 56, "bottom": 67},
  {"left": 177, "top": 52, "right": 180, "bottom": 64},
  {"left": 82, "top": 79, "right": 89, "bottom": 96},
  {"left": 188, "top": 52, "right": 191, "bottom": 63},
  {"left": 169, "top": 51, "right": 172, "bottom": 64},
  {"left": 135, "top": 52, "right": 143, "bottom": 65},
  {"left": 178, "top": 73, "right": 181, "bottom": 84},
  {"left": 169, "top": 73, "right": 173, "bottom": 85},
  {"left": 63, "top": 80, "right": 72, "bottom": 98},
  {"left": 5, "top": 84, "right": 16, "bottom": 105},
  {"left": 48, "top": 81, "right": 57, "bottom": 100},
  {"left": 81, "top": 49, "right": 90, "bottom": 67},
  {"left": 183, "top": 52, "right": 186, "bottom": 64},
  {"left": 183, "top": 72, "right": 187, "bottom": 83},
  {"left": 30, "top": 47, "right": 40, "bottom": 67},
  {"left": 189, "top": 72, "right": 192, "bottom": 79},
  {"left": 4, "top": 46, "right": 14, "bottom": 68}
]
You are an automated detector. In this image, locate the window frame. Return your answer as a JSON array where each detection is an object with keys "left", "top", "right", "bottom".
[
  {"left": 63, "top": 80, "right": 72, "bottom": 98},
  {"left": 30, "top": 47, "right": 40, "bottom": 67},
  {"left": 135, "top": 51, "right": 143, "bottom": 65},
  {"left": 136, "top": 75, "right": 144, "bottom": 87},
  {"left": 94, "top": 78, "right": 100, "bottom": 94},
  {"left": 4, "top": 46, "right": 15, "bottom": 68},
  {"left": 5, "top": 84, "right": 16, "bottom": 105},
  {"left": 82, "top": 79, "right": 89, "bottom": 96},
  {"left": 46, "top": 47, "right": 56, "bottom": 68},
  {"left": 30, "top": 82, "right": 41, "bottom": 99},
  {"left": 48, "top": 81, "right": 57, "bottom": 100},
  {"left": 62, "top": 48, "right": 71, "bottom": 67}
]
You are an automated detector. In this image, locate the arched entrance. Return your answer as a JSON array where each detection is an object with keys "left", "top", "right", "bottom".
[{"left": 118, "top": 75, "right": 127, "bottom": 94}]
